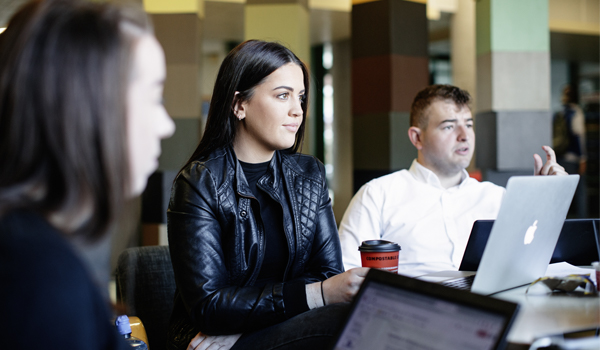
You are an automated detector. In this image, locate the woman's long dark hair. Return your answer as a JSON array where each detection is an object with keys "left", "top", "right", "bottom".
[
  {"left": 182, "top": 40, "right": 310, "bottom": 168},
  {"left": 0, "top": 0, "right": 152, "bottom": 240}
]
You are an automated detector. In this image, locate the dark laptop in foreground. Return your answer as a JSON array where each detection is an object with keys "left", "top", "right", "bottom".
[
  {"left": 425, "top": 175, "right": 580, "bottom": 295},
  {"left": 331, "top": 268, "right": 520, "bottom": 350}
]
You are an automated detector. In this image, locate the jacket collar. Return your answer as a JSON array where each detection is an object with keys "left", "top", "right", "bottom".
[{"left": 227, "top": 146, "right": 285, "bottom": 197}]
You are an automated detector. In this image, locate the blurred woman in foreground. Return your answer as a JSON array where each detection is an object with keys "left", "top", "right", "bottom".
[{"left": 0, "top": 0, "right": 174, "bottom": 348}]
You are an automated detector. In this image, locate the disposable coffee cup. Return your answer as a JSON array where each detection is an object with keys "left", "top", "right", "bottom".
[{"left": 359, "top": 240, "right": 401, "bottom": 274}]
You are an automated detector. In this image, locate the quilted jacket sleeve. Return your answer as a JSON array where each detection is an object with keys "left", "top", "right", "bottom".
[{"left": 287, "top": 157, "right": 344, "bottom": 283}]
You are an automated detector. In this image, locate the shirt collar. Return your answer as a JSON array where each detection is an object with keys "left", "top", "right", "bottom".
[{"left": 408, "top": 159, "right": 470, "bottom": 189}]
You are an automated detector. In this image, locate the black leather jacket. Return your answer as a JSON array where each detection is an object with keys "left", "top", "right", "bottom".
[{"left": 167, "top": 146, "right": 343, "bottom": 338}]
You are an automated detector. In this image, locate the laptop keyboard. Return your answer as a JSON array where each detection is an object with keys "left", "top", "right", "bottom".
[{"left": 442, "top": 275, "right": 475, "bottom": 290}]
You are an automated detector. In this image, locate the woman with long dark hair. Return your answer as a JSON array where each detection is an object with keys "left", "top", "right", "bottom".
[
  {"left": 0, "top": 0, "right": 174, "bottom": 348},
  {"left": 167, "top": 40, "right": 368, "bottom": 350}
]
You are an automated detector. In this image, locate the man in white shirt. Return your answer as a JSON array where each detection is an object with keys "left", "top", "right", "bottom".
[{"left": 338, "top": 85, "right": 567, "bottom": 277}]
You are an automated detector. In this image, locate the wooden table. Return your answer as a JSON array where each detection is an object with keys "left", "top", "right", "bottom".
[{"left": 494, "top": 285, "right": 599, "bottom": 349}]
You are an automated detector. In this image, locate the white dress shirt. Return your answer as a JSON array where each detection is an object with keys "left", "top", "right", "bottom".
[{"left": 338, "top": 160, "right": 505, "bottom": 276}]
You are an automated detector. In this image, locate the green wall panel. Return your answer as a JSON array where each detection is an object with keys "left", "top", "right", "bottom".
[
  {"left": 477, "top": 0, "right": 549, "bottom": 55},
  {"left": 492, "top": 0, "right": 548, "bottom": 52}
]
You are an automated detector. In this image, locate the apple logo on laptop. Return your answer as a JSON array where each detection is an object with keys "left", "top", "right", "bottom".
[{"left": 524, "top": 220, "right": 538, "bottom": 245}]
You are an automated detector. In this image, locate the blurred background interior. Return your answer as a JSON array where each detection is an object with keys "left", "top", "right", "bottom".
[{"left": 0, "top": 0, "right": 598, "bottom": 280}]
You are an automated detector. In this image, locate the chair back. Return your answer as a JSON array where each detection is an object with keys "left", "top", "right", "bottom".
[{"left": 116, "top": 246, "right": 175, "bottom": 350}]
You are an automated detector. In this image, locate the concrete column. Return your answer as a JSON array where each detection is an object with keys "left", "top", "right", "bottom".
[
  {"left": 331, "top": 39, "right": 353, "bottom": 223},
  {"left": 142, "top": 0, "right": 205, "bottom": 244},
  {"left": 450, "top": 0, "right": 477, "bottom": 172},
  {"left": 351, "top": 0, "right": 429, "bottom": 192},
  {"left": 146, "top": 1, "right": 204, "bottom": 172},
  {"left": 475, "top": 0, "right": 552, "bottom": 184},
  {"left": 450, "top": 0, "right": 476, "bottom": 108},
  {"left": 244, "top": 0, "right": 312, "bottom": 154}
]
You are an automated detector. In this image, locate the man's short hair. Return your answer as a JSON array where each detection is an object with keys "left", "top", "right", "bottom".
[{"left": 410, "top": 85, "right": 472, "bottom": 129}]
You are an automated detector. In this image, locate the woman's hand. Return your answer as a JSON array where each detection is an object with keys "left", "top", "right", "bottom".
[
  {"left": 187, "top": 332, "right": 242, "bottom": 350},
  {"left": 322, "top": 267, "right": 370, "bottom": 305}
]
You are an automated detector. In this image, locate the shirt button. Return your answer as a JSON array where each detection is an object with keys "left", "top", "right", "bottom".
[{"left": 240, "top": 211, "right": 247, "bottom": 217}]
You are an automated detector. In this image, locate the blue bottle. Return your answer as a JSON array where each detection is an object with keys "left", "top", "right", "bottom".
[{"left": 115, "top": 315, "right": 149, "bottom": 349}]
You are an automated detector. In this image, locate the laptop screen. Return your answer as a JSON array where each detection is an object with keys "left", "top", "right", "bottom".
[{"left": 333, "top": 270, "right": 518, "bottom": 350}]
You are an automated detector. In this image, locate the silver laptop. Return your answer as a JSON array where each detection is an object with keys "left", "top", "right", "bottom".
[{"left": 430, "top": 175, "right": 579, "bottom": 295}]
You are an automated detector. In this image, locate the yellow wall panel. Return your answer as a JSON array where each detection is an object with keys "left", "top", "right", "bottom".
[
  {"left": 245, "top": 4, "right": 310, "bottom": 63},
  {"left": 144, "top": 0, "right": 204, "bottom": 18},
  {"left": 310, "top": 0, "right": 351, "bottom": 11}
]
